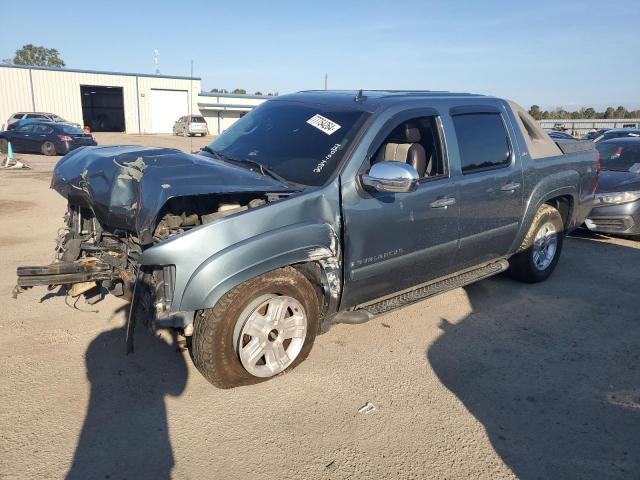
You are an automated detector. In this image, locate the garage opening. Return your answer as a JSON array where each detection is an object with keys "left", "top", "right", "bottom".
[
  {"left": 150, "top": 89, "right": 189, "bottom": 133},
  {"left": 80, "top": 85, "right": 125, "bottom": 132}
]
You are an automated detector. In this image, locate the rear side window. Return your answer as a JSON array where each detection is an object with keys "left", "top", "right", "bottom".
[
  {"left": 58, "top": 124, "right": 83, "bottom": 134},
  {"left": 452, "top": 113, "right": 511, "bottom": 174},
  {"left": 12, "top": 114, "right": 24, "bottom": 120},
  {"left": 33, "top": 125, "right": 53, "bottom": 134}
]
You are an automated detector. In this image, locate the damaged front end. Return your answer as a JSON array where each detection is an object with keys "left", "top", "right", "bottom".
[{"left": 15, "top": 145, "right": 298, "bottom": 336}]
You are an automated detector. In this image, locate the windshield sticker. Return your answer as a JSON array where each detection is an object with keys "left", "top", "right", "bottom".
[
  {"left": 307, "top": 114, "right": 341, "bottom": 135},
  {"left": 314, "top": 144, "right": 341, "bottom": 173}
]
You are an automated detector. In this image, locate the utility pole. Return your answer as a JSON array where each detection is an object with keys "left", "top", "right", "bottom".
[
  {"left": 324, "top": 73, "right": 328, "bottom": 90},
  {"left": 189, "top": 60, "right": 194, "bottom": 153}
]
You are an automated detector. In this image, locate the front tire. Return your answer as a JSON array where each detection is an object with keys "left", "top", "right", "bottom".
[
  {"left": 191, "top": 267, "right": 320, "bottom": 388},
  {"left": 508, "top": 204, "right": 564, "bottom": 283}
]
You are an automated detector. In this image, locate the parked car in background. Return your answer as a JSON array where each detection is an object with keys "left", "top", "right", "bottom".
[
  {"left": 594, "top": 128, "right": 640, "bottom": 143},
  {"left": 546, "top": 130, "right": 577, "bottom": 141},
  {"left": 16, "top": 91, "right": 597, "bottom": 388},
  {"left": 586, "top": 137, "right": 640, "bottom": 237},
  {"left": 173, "top": 115, "right": 208, "bottom": 137},
  {"left": 0, "top": 121, "right": 97, "bottom": 156},
  {"left": 4, "top": 112, "right": 77, "bottom": 131},
  {"left": 583, "top": 129, "right": 608, "bottom": 141}
]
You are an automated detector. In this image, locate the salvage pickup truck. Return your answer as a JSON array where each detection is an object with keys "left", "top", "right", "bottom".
[{"left": 16, "top": 90, "right": 599, "bottom": 388}]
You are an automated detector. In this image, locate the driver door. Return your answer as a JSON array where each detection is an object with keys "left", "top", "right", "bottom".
[{"left": 340, "top": 113, "right": 460, "bottom": 309}]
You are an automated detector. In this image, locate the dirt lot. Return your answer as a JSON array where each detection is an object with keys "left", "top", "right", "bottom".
[{"left": 1, "top": 133, "right": 639, "bottom": 479}]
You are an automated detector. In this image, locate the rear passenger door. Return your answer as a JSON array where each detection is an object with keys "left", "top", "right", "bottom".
[{"left": 449, "top": 107, "right": 524, "bottom": 269}]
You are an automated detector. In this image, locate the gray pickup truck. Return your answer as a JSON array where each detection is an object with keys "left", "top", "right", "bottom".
[{"left": 16, "top": 90, "right": 598, "bottom": 388}]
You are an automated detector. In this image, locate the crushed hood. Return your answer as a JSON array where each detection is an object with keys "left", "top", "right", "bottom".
[{"left": 51, "top": 146, "right": 296, "bottom": 244}]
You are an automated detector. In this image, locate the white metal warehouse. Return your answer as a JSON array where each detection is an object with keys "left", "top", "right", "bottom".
[{"left": 0, "top": 64, "right": 266, "bottom": 135}]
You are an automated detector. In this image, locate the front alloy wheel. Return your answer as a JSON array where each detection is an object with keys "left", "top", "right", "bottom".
[
  {"left": 235, "top": 295, "right": 308, "bottom": 377},
  {"left": 190, "top": 267, "right": 320, "bottom": 388}
]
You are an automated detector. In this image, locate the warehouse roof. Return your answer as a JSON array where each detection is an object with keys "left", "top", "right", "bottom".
[{"left": 0, "top": 63, "right": 200, "bottom": 81}]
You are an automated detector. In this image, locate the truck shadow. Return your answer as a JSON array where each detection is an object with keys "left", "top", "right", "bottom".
[
  {"left": 428, "top": 237, "right": 640, "bottom": 479},
  {"left": 66, "top": 305, "right": 188, "bottom": 480}
]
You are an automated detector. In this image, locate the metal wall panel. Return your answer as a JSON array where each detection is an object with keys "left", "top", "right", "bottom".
[
  {"left": 0, "top": 68, "right": 34, "bottom": 129},
  {"left": 0, "top": 65, "right": 271, "bottom": 135}
]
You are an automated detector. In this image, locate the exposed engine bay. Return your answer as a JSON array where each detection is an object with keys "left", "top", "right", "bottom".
[{"left": 15, "top": 193, "right": 272, "bottom": 321}]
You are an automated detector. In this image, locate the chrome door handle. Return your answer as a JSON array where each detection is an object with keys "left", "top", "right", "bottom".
[
  {"left": 430, "top": 197, "right": 456, "bottom": 208},
  {"left": 500, "top": 182, "right": 521, "bottom": 192}
]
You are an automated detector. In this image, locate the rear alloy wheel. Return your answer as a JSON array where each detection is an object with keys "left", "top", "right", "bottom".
[
  {"left": 41, "top": 141, "right": 57, "bottom": 156},
  {"left": 508, "top": 204, "right": 564, "bottom": 283},
  {"left": 191, "top": 267, "right": 319, "bottom": 388}
]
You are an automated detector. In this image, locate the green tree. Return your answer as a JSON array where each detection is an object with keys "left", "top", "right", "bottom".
[
  {"left": 615, "top": 106, "right": 627, "bottom": 119},
  {"left": 583, "top": 107, "right": 596, "bottom": 119},
  {"left": 254, "top": 91, "right": 263, "bottom": 96},
  {"left": 603, "top": 107, "right": 615, "bottom": 119},
  {"left": 210, "top": 88, "right": 229, "bottom": 93},
  {"left": 3, "top": 44, "right": 65, "bottom": 67},
  {"left": 232, "top": 88, "right": 247, "bottom": 94},
  {"left": 528, "top": 105, "right": 541, "bottom": 120}
]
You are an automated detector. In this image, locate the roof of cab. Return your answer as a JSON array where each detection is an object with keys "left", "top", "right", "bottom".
[{"left": 274, "top": 90, "right": 491, "bottom": 111}]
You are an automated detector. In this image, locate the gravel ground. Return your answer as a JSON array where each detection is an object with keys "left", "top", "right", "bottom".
[{"left": 0, "top": 133, "right": 639, "bottom": 480}]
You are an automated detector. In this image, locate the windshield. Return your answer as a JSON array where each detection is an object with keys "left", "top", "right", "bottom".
[
  {"left": 597, "top": 142, "right": 640, "bottom": 172},
  {"left": 205, "top": 100, "right": 368, "bottom": 186}
]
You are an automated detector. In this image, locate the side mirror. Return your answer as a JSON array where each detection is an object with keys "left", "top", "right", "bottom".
[{"left": 361, "top": 161, "right": 419, "bottom": 193}]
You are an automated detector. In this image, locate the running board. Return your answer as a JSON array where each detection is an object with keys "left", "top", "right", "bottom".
[{"left": 335, "top": 259, "right": 509, "bottom": 322}]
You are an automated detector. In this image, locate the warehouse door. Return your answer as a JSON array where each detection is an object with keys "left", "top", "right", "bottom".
[
  {"left": 150, "top": 89, "right": 188, "bottom": 133},
  {"left": 80, "top": 85, "right": 125, "bottom": 132}
]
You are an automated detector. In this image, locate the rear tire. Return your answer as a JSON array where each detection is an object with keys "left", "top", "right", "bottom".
[
  {"left": 41, "top": 141, "right": 57, "bottom": 156},
  {"left": 508, "top": 204, "right": 564, "bottom": 283},
  {"left": 191, "top": 267, "right": 320, "bottom": 388}
]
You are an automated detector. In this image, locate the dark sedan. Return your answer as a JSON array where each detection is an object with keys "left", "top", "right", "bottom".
[
  {"left": 594, "top": 128, "right": 640, "bottom": 143},
  {"left": 0, "top": 121, "right": 97, "bottom": 156},
  {"left": 585, "top": 137, "right": 640, "bottom": 236}
]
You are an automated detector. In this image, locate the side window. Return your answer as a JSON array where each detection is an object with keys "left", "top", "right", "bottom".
[
  {"left": 16, "top": 124, "right": 34, "bottom": 133},
  {"left": 452, "top": 113, "right": 511, "bottom": 174},
  {"left": 26, "top": 114, "right": 46, "bottom": 119},
  {"left": 12, "top": 114, "right": 24, "bottom": 120},
  {"left": 33, "top": 125, "right": 53, "bottom": 134},
  {"left": 372, "top": 116, "right": 447, "bottom": 179}
]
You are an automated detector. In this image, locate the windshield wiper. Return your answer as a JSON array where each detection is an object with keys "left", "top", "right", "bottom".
[{"left": 206, "top": 150, "right": 291, "bottom": 185}]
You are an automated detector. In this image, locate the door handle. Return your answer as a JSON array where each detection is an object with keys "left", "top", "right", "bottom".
[
  {"left": 430, "top": 197, "right": 456, "bottom": 208},
  {"left": 500, "top": 182, "right": 521, "bottom": 192}
]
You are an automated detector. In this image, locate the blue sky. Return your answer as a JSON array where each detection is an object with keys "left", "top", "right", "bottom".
[{"left": 1, "top": 0, "right": 638, "bottom": 110}]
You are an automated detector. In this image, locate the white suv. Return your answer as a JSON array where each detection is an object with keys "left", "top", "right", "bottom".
[
  {"left": 4, "top": 112, "right": 74, "bottom": 131},
  {"left": 173, "top": 115, "right": 208, "bottom": 137}
]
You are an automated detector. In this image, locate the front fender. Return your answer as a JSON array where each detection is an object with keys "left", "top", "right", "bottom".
[{"left": 179, "top": 222, "right": 340, "bottom": 311}]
